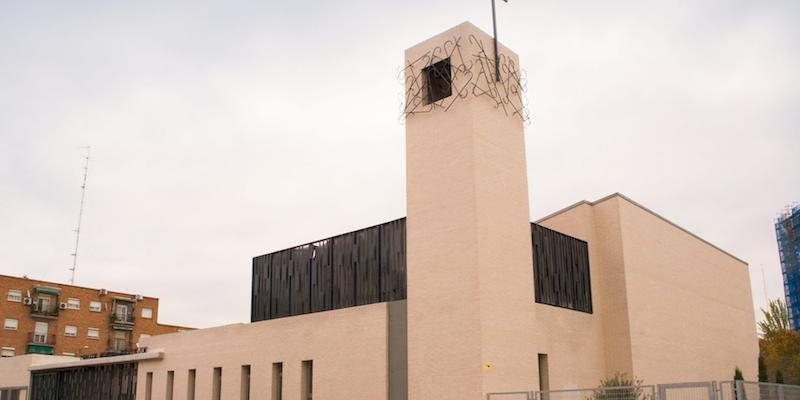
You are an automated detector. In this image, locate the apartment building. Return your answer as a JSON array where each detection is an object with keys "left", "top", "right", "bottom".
[{"left": 0, "top": 274, "right": 190, "bottom": 358}]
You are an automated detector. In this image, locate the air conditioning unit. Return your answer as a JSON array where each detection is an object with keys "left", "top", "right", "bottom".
[
  {"left": 99, "top": 289, "right": 108, "bottom": 296},
  {"left": 59, "top": 303, "right": 68, "bottom": 310},
  {"left": 135, "top": 295, "right": 143, "bottom": 301},
  {"left": 23, "top": 297, "right": 32, "bottom": 305}
]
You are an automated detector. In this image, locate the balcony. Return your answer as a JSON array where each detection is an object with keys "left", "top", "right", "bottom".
[
  {"left": 26, "top": 333, "right": 56, "bottom": 355},
  {"left": 104, "top": 339, "right": 136, "bottom": 357},
  {"left": 110, "top": 313, "right": 135, "bottom": 330},
  {"left": 29, "top": 303, "right": 59, "bottom": 319}
]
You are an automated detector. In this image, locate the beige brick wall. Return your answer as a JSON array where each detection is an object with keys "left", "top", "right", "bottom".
[
  {"left": 405, "top": 21, "right": 538, "bottom": 399},
  {"left": 0, "top": 354, "right": 77, "bottom": 390},
  {"left": 616, "top": 197, "right": 758, "bottom": 382},
  {"left": 539, "top": 194, "right": 759, "bottom": 385},
  {"left": 136, "top": 302, "right": 390, "bottom": 400}
]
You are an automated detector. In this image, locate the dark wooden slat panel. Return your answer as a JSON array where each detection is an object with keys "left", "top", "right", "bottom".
[
  {"left": 532, "top": 223, "right": 593, "bottom": 313},
  {"left": 251, "top": 218, "right": 407, "bottom": 322}
]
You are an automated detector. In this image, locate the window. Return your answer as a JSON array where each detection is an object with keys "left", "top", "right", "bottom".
[
  {"left": 66, "top": 298, "right": 80, "bottom": 310},
  {"left": 89, "top": 301, "right": 102, "bottom": 312},
  {"left": 3, "top": 319, "right": 18, "bottom": 331},
  {"left": 0, "top": 389, "right": 21, "bottom": 400},
  {"left": 272, "top": 363, "right": 283, "bottom": 400},
  {"left": 187, "top": 369, "right": 196, "bottom": 400},
  {"left": 166, "top": 370, "right": 175, "bottom": 400},
  {"left": 7, "top": 290, "right": 21, "bottom": 302},
  {"left": 113, "top": 330, "right": 130, "bottom": 351},
  {"left": 538, "top": 354, "right": 550, "bottom": 392},
  {"left": 64, "top": 325, "right": 77, "bottom": 337},
  {"left": 87, "top": 327, "right": 100, "bottom": 339},
  {"left": 241, "top": 365, "right": 251, "bottom": 400},
  {"left": 116, "top": 304, "right": 128, "bottom": 320},
  {"left": 1, "top": 347, "right": 14, "bottom": 357},
  {"left": 301, "top": 360, "right": 313, "bottom": 400},
  {"left": 141, "top": 308, "right": 153, "bottom": 319},
  {"left": 212, "top": 367, "right": 222, "bottom": 400},
  {"left": 33, "top": 322, "right": 48, "bottom": 343},
  {"left": 423, "top": 58, "right": 452, "bottom": 104},
  {"left": 145, "top": 372, "right": 153, "bottom": 400},
  {"left": 113, "top": 301, "right": 134, "bottom": 323},
  {"left": 35, "top": 294, "right": 52, "bottom": 313}
]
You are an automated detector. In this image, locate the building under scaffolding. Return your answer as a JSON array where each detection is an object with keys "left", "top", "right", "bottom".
[{"left": 776, "top": 203, "right": 800, "bottom": 330}]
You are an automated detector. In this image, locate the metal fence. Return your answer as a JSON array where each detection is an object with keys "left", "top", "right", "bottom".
[
  {"left": 720, "top": 381, "right": 800, "bottom": 400},
  {"left": 488, "top": 381, "right": 800, "bottom": 400},
  {"left": 488, "top": 385, "right": 656, "bottom": 400},
  {"left": 658, "top": 382, "right": 717, "bottom": 400}
]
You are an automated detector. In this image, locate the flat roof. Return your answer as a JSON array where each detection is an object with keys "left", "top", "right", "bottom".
[{"left": 28, "top": 351, "right": 164, "bottom": 371}]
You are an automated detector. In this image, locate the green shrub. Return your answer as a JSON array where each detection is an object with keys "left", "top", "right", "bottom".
[{"left": 592, "top": 373, "right": 649, "bottom": 400}]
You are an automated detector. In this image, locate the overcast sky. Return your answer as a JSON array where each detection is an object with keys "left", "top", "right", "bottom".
[{"left": 1, "top": 1, "right": 798, "bottom": 329}]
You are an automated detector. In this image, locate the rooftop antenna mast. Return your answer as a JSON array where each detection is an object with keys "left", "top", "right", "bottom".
[{"left": 69, "top": 146, "right": 90, "bottom": 285}]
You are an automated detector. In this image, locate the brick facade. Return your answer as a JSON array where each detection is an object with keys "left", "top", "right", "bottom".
[{"left": 0, "top": 274, "right": 190, "bottom": 358}]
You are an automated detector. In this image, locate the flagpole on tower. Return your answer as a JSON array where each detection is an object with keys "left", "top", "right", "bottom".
[{"left": 491, "top": 0, "right": 508, "bottom": 82}]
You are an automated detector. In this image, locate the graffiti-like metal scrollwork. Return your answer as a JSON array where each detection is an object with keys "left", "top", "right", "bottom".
[{"left": 398, "top": 34, "right": 530, "bottom": 126}]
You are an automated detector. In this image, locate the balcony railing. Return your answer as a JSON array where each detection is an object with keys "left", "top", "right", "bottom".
[
  {"left": 27, "top": 333, "right": 56, "bottom": 346},
  {"left": 29, "top": 304, "right": 59, "bottom": 319},
  {"left": 109, "top": 313, "right": 134, "bottom": 329},
  {"left": 105, "top": 339, "right": 136, "bottom": 356}
]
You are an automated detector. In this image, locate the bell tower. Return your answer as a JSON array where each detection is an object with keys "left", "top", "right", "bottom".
[{"left": 404, "top": 21, "right": 537, "bottom": 399}]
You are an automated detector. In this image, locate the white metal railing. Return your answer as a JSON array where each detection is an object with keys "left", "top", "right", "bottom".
[{"left": 489, "top": 381, "right": 800, "bottom": 400}]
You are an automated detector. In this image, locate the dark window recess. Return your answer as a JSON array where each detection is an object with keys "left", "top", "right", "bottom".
[
  {"left": 212, "top": 367, "right": 222, "bottom": 400},
  {"left": 272, "top": 363, "right": 283, "bottom": 400},
  {"left": 252, "top": 218, "right": 406, "bottom": 322},
  {"left": 532, "top": 223, "right": 593, "bottom": 313},
  {"left": 424, "top": 58, "right": 452, "bottom": 104},
  {"left": 187, "top": 369, "right": 196, "bottom": 400}
]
